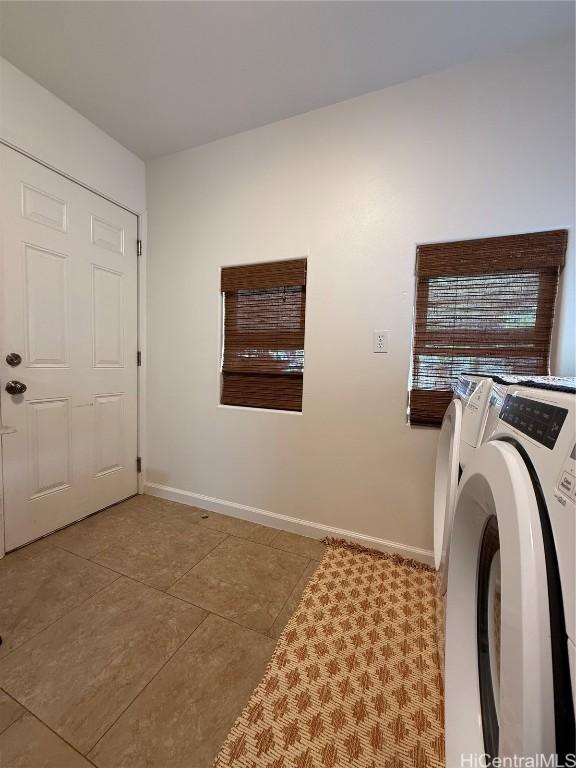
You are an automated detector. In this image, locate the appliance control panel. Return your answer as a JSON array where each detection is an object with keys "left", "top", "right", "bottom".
[
  {"left": 454, "top": 376, "right": 479, "bottom": 403},
  {"left": 557, "top": 443, "right": 576, "bottom": 501},
  {"left": 466, "top": 380, "right": 489, "bottom": 412},
  {"left": 500, "top": 394, "right": 568, "bottom": 450}
]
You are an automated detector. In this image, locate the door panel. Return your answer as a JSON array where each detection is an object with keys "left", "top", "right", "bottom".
[
  {"left": 0, "top": 146, "right": 138, "bottom": 551},
  {"left": 91, "top": 215, "right": 124, "bottom": 254},
  {"left": 94, "top": 394, "right": 124, "bottom": 476},
  {"left": 24, "top": 244, "right": 69, "bottom": 367},
  {"left": 21, "top": 183, "right": 68, "bottom": 233},
  {"left": 28, "top": 398, "right": 71, "bottom": 498},
  {"left": 92, "top": 265, "right": 124, "bottom": 368}
]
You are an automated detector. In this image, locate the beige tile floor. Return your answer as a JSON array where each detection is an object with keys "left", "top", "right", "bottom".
[{"left": 0, "top": 495, "right": 325, "bottom": 768}]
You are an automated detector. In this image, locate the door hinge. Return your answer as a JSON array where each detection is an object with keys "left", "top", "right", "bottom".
[
  {"left": 136, "top": 456, "right": 142, "bottom": 473},
  {"left": 137, "top": 350, "right": 142, "bottom": 366},
  {"left": 137, "top": 239, "right": 142, "bottom": 257}
]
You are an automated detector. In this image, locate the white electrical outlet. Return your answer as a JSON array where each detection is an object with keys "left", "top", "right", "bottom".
[{"left": 373, "top": 330, "right": 389, "bottom": 353}]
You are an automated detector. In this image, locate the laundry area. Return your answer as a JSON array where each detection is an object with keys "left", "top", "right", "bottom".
[{"left": 0, "top": 2, "right": 574, "bottom": 767}]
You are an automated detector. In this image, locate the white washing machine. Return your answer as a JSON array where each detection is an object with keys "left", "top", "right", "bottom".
[{"left": 445, "top": 381, "right": 576, "bottom": 764}]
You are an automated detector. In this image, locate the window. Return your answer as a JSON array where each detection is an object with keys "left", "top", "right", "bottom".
[
  {"left": 409, "top": 230, "right": 567, "bottom": 427},
  {"left": 221, "top": 258, "right": 307, "bottom": 411}
]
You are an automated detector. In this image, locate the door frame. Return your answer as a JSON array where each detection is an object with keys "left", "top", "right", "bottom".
[{"left": 0, "top": 139, "right": 147, "bottom": 558}]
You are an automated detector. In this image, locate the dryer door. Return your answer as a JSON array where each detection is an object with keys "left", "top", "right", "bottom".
[
  {"left": 445, "top": 440, "right": 556, "bottom": 763},
  {"left": 434, "top": 397, "right": 462, "bottom": 574}
]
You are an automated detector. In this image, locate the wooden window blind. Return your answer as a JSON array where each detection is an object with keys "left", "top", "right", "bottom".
[
  {"left": 409, "top": 230, "right": 567, "bottom": 427},
  {"left": 221, "top": 258, "right": 307, "bottom": 411}
]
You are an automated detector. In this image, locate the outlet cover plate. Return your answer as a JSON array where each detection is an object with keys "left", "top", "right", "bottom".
[{"left": 373, "top": 330, "right": 389, "bottom": 353}]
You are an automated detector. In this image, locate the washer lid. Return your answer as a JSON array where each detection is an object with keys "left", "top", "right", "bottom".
[{"left": 434, "top": 397, "right": 462, "bottom": 570}]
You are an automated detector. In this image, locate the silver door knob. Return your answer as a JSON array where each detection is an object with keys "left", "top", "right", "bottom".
[{"left": 5, "top": 381, "right": 27, "bottom": 395}]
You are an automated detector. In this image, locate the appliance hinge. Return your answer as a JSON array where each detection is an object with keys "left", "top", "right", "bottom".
[
  {"left": 136, "top": 456, "right": 142, "bottom": 473},
  {"left": 137, "top": 239, "right": 142, "bottom": 257},
  {"left": 137, "top": 350, "right": 142, "bottom": 366}
]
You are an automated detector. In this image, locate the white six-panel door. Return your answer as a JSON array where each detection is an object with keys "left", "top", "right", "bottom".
[{"left": 0, "top": 145, "right": 138, "bottom": 551}]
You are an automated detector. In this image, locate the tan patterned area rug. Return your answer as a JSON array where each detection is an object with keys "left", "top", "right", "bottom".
[{"left": 213, "top": 540, "right": 444, "bottom": 768}]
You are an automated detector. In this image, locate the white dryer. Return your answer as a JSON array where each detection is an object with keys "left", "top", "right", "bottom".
[
  {"left": 434, "top": 375, "right": 495, "bottom": 585},
  {"left": 434, "top": 375, "right": 499, "bottom": 676},
  {"left": 445, "top": 381, "right": 576, "bottom": 764},
  {"left": 481, "top": 376, "right": 574, "bottom": 449},
  {"left": 435, "top": 374, "right": 531, "bottom": 588}
]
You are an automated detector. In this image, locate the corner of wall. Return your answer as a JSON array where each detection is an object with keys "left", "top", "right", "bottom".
[{"left": 0, "top": 56, "right": 145, "bottom": 212}]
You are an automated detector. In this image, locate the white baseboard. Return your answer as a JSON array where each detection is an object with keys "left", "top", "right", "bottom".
[{"left": 143, "top": 482, "right": 434, "bottom": 567}]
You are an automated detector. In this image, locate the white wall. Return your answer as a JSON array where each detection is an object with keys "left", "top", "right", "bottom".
[
  {"left": 0, "top": 57, "right": 145, "bottom": 212},
  {"left": 145, "top": 38, "right": 575, "bottom": 554}
]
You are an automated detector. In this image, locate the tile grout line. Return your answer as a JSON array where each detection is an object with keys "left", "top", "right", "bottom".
[
  {"left": 3, "top": 502, "right": 321, "bottom": 661},
  {"left": 272, "top": 557, "right": 323, "bottom": 637},
  {"left": 45, "top": 543, "right": 303, "bottom": 641},
  {"left": 49, "top": 532, "right": 318, "bottom": 640},
  {"left": 0, "top": 570, "right": 220, "bottom": 762},
  {"left": 265, "top": 557, "right": 314, "bottom": 639},
  {"left": 48, "top": 526, "right": 313, "bottom": 613},
  {"left": 45, "top": 541, "right": 217, "bottom": 607},
  {"left": 0, "top": 576, "right": 211, "bottom": 763},
  {"left": 103, "top": 497, "right": 324, "bottom": 558},
  {"left": 0, "top": 687, "right": 100, "bottom": 768},
  {"left": 0, "top": 571, "right": 122, "bottom": 665},
  {"left": 165, "top": 591, "right": 284, "bottom": 639},
  {"left": 85, "top": 612, "right": 212, "bottom": 759},
  {"left": 44, "top": 542, "right": 281, "bottom": 641},
  {"left": 0, "top": 685, "right": 27, "bottom": 737},
  {"left": 46, "top": 496, "right": 324, "bottom": 560},
  {"left": 161, "top": 532, "right": 231, "bottom": 592},
  {"left": 0, "top": 501, "right": 322, "bottom": 762},
  {"left": 50, "top": 531, "right": 230, "bottom": 594},
  {"left": 161, "top": 534, "right": 314, "bottom": 635},
  {"left": 48, "top": 543, "right": 133, "bottom": 579}
]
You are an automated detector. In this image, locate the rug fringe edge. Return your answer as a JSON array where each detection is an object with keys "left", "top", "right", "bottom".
[{"left": 321, "top": 536, "right": 434, "bottom": 572}]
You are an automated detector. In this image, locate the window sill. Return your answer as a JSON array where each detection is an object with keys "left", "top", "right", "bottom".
[{"left": 406, "top": 421, "right": 440, "bottom": 430}]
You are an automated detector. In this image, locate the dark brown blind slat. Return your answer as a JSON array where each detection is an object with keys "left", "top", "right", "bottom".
[
  {"left": 410, "top": 390, "right": 454, "bottom": 428},
  {"left": 221, "top": 373, "right": 303, "bottom": 412},
  {"left": 221, "top": 259, "right": 306, "bottom": 411},
  {"left": 416, "top": 229, "right": 566, "bottom": 277},
  {"left": 412, "top": 342, "right": 553, "bottom": 357},
  {"left": 409, "top": 230, "right": 566, "bottom": 427},
  {"left": 221, "top": 258, "right": 306, "bottom": 291}
]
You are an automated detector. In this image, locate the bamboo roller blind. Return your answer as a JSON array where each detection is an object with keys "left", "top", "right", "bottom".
[
  {"left": 221, "top": 259, "right": 307, "bottom": 411},
  {"left": 410, "top": 230, "right": 567, "bottom": 427}
]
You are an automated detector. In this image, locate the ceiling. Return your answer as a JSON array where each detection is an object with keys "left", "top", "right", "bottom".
[{"left": 0, "top": 1, "right": 573, "bottom": 159}]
